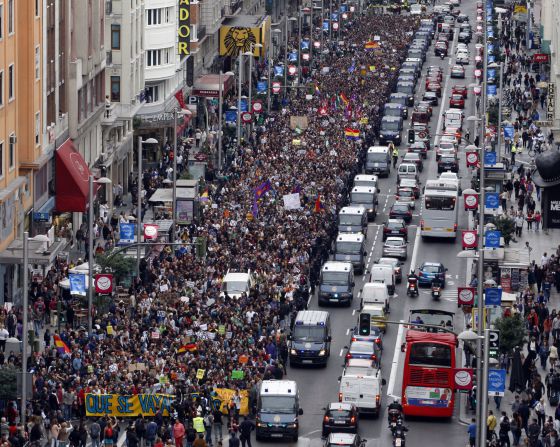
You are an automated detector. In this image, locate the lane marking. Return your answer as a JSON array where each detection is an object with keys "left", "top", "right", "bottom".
[
  {"left": 352, "top": 309, "right": 356, "bottom": 316},
  {"left": 387, "top": 319, "right": 406, "bottom": 399},
  {"left": 346, "top": 328, "right": 350, "bottom": 335},
  {"left": 409, "top": 225, "right": 422, "bottom": 273},
  {"left": 339, "top": 348, "right": 344, "bottom": 357}
]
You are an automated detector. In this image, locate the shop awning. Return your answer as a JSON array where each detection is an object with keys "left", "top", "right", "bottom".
[
  {"left": 148, "top": 188, "right": 196, "bottom": 203},
  {"left": 55, "top": 140, "right": 92, "bottom": 212},
  {"left": 192, "top": 74, "right": 234, "bottom": 98}
]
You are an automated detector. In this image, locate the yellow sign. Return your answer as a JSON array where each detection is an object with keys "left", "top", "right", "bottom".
[
  {"left": 178, "top": 0, "right": 191, "bottom": 56},
  {"left": 196, "top": 369, "right": 206, "bottom": 379},
  {"left": 84, "top": 394, "right": 173, "bottom": 417},
  {"left": 514, "top": 5, "right": 527, "bottom": 14},
  {"left": 214, "top": 388, "right": 249, "bottom": 415},
  {"left": 360, "top": 117, "right": 369, "bottom": 124},
  {"left": 219, "top": 19, "right": 269, "bottom": 57}
]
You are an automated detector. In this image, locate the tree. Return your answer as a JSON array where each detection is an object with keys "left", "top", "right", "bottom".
[
  {"left": 493, "top": 215, "right": 516, "bottom": 246},
  {"left": 96, "top": 253, "right": 136, "bottom": 285},
  {"left": 493, "top": 314, "right": 526, "bottom": 355}
]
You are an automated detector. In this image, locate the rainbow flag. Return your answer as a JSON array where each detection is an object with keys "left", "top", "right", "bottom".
[
  {"left": 314, "top": 195, "right": 325, "bottom": 213},
  {"left": 53, "top": 335, "right": 71, "bottom": 355},
  {"left": 340, "top": 93, "right": 350, "bottom": 106},
  {"left": 344, "top": 127, "right": 360, "bottom": 140},
  {"left": 176, "top": 343, "right": 197, "bottom": 354},
  {"left": 365, "top": 41, "right": 379, "bottom": 50}
]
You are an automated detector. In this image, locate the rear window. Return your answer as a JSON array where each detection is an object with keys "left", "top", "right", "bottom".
[
  {"left": 329, "top": 410, "right": 352, "bottom": 418},
  {"left": 409, "top": 343, "right": 451, "bottom": 367}
]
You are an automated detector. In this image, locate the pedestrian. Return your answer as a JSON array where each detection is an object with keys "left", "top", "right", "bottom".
[
  {"left": 212, "top": 409, "right": 223, "bottom": 445},
  {"left": 173, "top": 419, "right": 185, "bottom": 447},
  {"left": 192, "top": 434, "right": 206, "bottom": 447},
  {"left": 90, "top": 419, "right": 101, "bottom": 447},
  {"left": 511, "top": 412, "right": 522, "bottom": 446},
  {"left": 228, "top": 433, "right": 239, "bottom": 447},
  {"left": 515, "top": 213, "right": 524, "bottom": 237},
  {"left": 499, "top": 414, "right": 511, "bottom": 447},
  {"left": 238, "top": 418, "right": 254, "bottom": 447},
  {"left": 488, "top": 410, "right": 498, "bottom": 439},
  {"left": 535, "top": 211, "right": 542, "bottom": 231},
  {"left": 467, "top": 418, "right": 477, "bottom": 447},
  {"left": 535, "top": 398, "right": 547, "bottom": 429}
]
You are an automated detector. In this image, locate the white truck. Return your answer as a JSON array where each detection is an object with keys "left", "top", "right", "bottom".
[{"left": 338, "top": 361, "right": 386, "bottom": 417}]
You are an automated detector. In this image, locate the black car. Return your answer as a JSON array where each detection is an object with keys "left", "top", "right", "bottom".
[
  {"left": 422, "top": 91, "right": 439, "bottom": 106},
  {"left": 438, "top": 154, "right": 459, "bottom": 173},
  {"left": 389, "top": 202, "right": 413, "bottom": 224},
  {"left": 351, "top": 325, "right": 384, "bottom": 348},
  {"left": 383, "top": 218, "right": 408, "bottom": 241},
  {"left": 322, "top": 403, "right": 359, "bottom": 436}
]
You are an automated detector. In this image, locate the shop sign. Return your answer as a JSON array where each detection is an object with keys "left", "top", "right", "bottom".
[
  {"left": 178, "top": 0, "right": 191, "bottom": 56},
  {"left": 547, "top": 83, "right": 555, "bottom": 121}
]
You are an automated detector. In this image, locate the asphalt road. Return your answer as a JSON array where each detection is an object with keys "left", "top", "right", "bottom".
[{"left": 252, "top": 2, "right": 480, "bottom": 446}]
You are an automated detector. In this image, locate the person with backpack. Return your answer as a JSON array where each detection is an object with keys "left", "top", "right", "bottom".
[
  {"left": 228, "top": 432, "right": 239, "bottom": 447},
  {"left": 90, "top": 420, "right": 101, "bottom": 447},
  {"left": 499, "top": 413, "right": 511, "bottom": 447}
]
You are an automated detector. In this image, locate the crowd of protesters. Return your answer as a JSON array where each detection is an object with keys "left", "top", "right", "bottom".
[{"left": 0, "top": 7, "right": 421, "bottom": 447}]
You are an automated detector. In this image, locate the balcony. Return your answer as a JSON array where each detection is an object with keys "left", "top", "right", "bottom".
[{"left": 101, "top": 104, "right": 118, "bottom": 126}]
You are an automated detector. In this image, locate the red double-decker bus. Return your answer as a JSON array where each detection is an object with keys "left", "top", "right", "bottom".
[{"left": 401, "top": 330, "right": 457, "bottom": 418}]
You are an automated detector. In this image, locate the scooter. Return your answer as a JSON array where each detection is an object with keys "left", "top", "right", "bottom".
[
  {"left": 431, "top": 282, "right": 442, "bottom": 300},
  {"left": 407, "top": 277, "right": 419, "bottom": 297},
  {"left": 390, "top": 420, "right": 407, "bottom": 447},
  {"left": 388, "top": 409, "right": 402, "bottom": 427},
  {"left": 440, "top": 53, "right": 445, "bottom": 60}
]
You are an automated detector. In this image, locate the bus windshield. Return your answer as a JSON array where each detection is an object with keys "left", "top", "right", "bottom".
[
  {"left": 409, "top": 343, "right": 452, "bottom": 367},
  {"left": 425, "top": 196, "right": 456, "bottom": 210},
  {"left": 322, "top": 271, "right": 348, "bottom": 284}
]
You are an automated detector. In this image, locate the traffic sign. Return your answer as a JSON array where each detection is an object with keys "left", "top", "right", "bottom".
[
  {"left": 484, "top": 287, "right": 502, "bottom": 306},
  {"left": 466, "top": 151, "right": 479, "bottom": 167},
  {"left": 485, "top": 193, "right": 499, "bottom": 209},
  {"left": 241, "top": 112, "right": 252, "bottom": 123},
  {"left": 485, "top": 230, "right": 501, "bottom": 248},
  {"left": 457, "top": 287, "right": 476, "bottom": 306},
  {"left": 418, "top": 131, "right": 427, "bottom": 139},
  {"left": 144, "top": 224, "right": 158, "bottom": 240},
  {"left": 489, "top": 330, "right": 500, "bottom": 360},
  {"left": 95, "top": 274, "right": 114, "bottom": 295},
  {"left": 288, "top": 65, "right": 297, "bottom": 75},
  {"left": 488, "top": 369, "right": 506, "bottom": 396},
  {"left": 464, "top": 193, "right": 479, "bottom": 210},
  {"left": 484, "top": 151, "right": 497, "bottom": 165},
  {"left": 272, "top": 82, "right": 281, "bottom": 94},
  {"left": 454, "top": 368, "right": 474, "bottom": 391},
  {"left": 252, "top": 101, "right": 263, "bottom": 114},
  {"left": 462, "top": 230, "right": 477, "bottom": 249}
]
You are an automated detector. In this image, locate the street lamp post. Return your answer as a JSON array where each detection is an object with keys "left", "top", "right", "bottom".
[
  {"left": 236, "top": 52, "right": 243, "bottom": 144},
  {"left": 284, "top": 18, "right": 297, "bottom": 99},
  {"left": 88, "top": 175, "right": 111, "bottom": 335},
  {"left": 329, "top": 0, "right": 333, "bottom": 41},
  {"left": 297, "top": 12, "right": 302, "bottom": 86},
  {"left": 218, "top": 71, "right": 224, "bottom": 168},
  {"left": 495, "top": 63, "right": 504, "bottom": 159}
]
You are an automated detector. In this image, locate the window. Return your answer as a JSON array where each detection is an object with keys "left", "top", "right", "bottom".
[
  {"left": 0, "top": 142, "right": 4, "bottom": 177},
  {"left": 110, "top": 76, "right": 120, "bottom": 102},
  {"left": 144, "top": 85, "right": 159, "bottom": 103},
  {"left": 8, "top": 64, "right": 13, "bottom": 101},
  {"left": 35, "top": 112, "right": 40, "bottom": 145},
  {"left": 146, "top": 49, "right": 162, "bottom": 67},
  {"left": 35, "top": 0, "right": 39, "bottom": 16},
  {"left": 146, "top": 8, "right": 161, "bottom": 25},
  {"left": 111, "top": 24, "right": 120, "bottom": 50},
  {"left": 8, "top": 134, "right": 14, "bottom": 170},
  {"left": 0, "top": 70, "right": 4, "bottom": 106},
  {"left": 34, "top": 45, "right": 40, "bottom": 80},
  {"left": 7, "top": 0, "right": 12, "bottom": 34},
  {"left": 0, "top": 4, "right": 4, "bottom": 40}
]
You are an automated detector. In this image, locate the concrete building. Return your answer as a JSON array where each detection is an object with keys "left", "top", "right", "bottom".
[
  {"left": 541, "top": 0, "right": 560, "bottom": 136},
  {"left": 103, "top": 0, "right": 145, "bottom": 198}
]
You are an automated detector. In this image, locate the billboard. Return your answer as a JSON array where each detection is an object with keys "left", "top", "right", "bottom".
[
  {"left": 219, "top": 18, "right": 270, "bottom": 57},
  {"left": 546, "top": 184, "right": 560, "bottom": 228},
  {"left": 178, "top": 0, "right": 191, "bottom": 56}
]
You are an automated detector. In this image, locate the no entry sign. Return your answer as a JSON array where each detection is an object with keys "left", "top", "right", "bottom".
[{"left": 464, "top": 193, "right": 479, "bottom": 210}]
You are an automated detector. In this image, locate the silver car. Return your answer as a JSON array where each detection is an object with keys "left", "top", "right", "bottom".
[{"left": 382, "top": 237, "right": 408, "bottom": 260}]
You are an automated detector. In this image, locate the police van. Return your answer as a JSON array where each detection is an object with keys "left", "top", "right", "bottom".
[
  {"left": 334, "top": 233, "right": 367, "bottom": 275},
  {"left": 350, "top": 186, "right": 379, "bottom": 221},
  {"left": 318, "top": 261, "right": 355, "bottom": 306},
  {"left": 288, "top": 310, "right": 331, "bottom": 366},
  {"left": 338, "top": 206, "right": 368, "bottom": 236},
  {"left": 365, "top": 146, "right": 391, "bottom": 177},
  {"left": 256, "top": 380, "right": 303, "bottom": 441}
]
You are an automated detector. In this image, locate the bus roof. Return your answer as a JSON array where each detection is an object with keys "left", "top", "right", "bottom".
[
  {"left": 405, "top": 329, "right": 456, "bottom": 345},
  {"left": 423, "top": 188, "right": 457, "bottom": 197},
  {"left": 424, "top": 180, "right": 459, "bottom": 192}
]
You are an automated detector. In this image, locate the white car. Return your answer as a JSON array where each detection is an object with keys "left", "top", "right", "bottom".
[
  {"left": 410, "top": 4, "right": 423, "bottom": 14},
  {"left": 457, "top": 43, "right": 468, "bottom": 51}
]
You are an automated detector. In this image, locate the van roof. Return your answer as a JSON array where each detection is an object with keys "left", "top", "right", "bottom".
[
  {"left": 337, "top": 233, "right": 365, "bottom": 243},
  {"left": 354, "top": 174, "right": 378, "bottom": 182},
  {"left": 322, "top": 261, "right": 353, "bottom": 272},
  {"left": 399, "top": 163, "right": 417, "bottom": 169},
  {"left": 381, "top": 115, "right": 402, "bottom": 122},
  {"left": 223, "top": 272, "right": 251, "bottom": 282},
  {"left": 384, "top": 102, "right": 404, "bottom": 109},
  {"left": 352, "top": 186, "right": 377, "bottom": 194},
  {"left": 368, "top": 146, "right": 389, "bottom": 153},
  {"left": 260, "top": 380, "right": 297, "bottom": 395},
  {"left": 339, "top": 206, "right": 366, "bottom": 215},
  {"left": 294, "top": 310, "right": 329, "bottom": 326}
]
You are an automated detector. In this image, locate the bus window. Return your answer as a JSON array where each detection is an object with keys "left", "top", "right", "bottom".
[
  {"left": 425, "top": 196, "right": 456, "bottom": 210},
  {"left": 409, "top": 343, "right": 451, "bottom": 367}
]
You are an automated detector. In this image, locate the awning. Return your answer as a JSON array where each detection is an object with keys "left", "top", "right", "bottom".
[
  {"left": 148, "top": 188, "right": 197, "bottom": 203},
  {"left": 192, "top": 74, "right": 234, "bottom": 98},
  {"left": 55, "top": 139, "right": 92, "bottom": 212},
  {"left": 0, "top": 238, "right": 66, "bottom": 265}
]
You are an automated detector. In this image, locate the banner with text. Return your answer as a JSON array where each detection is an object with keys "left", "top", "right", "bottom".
[{"left": 84, "top": 394, "right": 173, "bottom": 417}]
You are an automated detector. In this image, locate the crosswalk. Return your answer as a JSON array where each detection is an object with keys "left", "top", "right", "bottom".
[{"left": 421, "top": 287, "right": 458, "bottom": 302}]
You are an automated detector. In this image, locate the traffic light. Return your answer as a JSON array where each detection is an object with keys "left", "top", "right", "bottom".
[
  {"left": 408, "top": 129, "right": 415, "bottom": 144},
  {"left": 359, "top": 313, "right": 371, "bottom": 336}
]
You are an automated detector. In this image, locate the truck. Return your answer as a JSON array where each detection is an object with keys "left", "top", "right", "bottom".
[{"left": 338, "top": 363, "right": 386, "bottom": 417}]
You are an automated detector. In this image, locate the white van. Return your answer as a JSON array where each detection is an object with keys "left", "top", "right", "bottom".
[
  {"left": 361, "top": 282, "right": 390, "bottom": 311},
  {"left": 397, "top": 163, "right": 419, "bottom": 183},
  {"left": 369, "top": 265, "right": 395, "bottom": 295},
  {"left": 220, "top": 270, "right": 255, "bottom": 299},
  {"left": 444, "top": 108, "right": 464, "bottom": 130},
  {"left": 338, "top": 368, "right": 385, "bottom": 416},
  {"left": 353, "top": 174, "right": 379, "bottom": 190}
]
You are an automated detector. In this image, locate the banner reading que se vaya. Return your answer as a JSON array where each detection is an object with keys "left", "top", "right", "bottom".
[{"left": 85, "top": 389, "right": 249, "bottom": 417}]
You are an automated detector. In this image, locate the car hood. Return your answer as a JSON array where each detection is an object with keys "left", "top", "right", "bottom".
[
  {"left": 291, "top": 341, "right": 326, "bottom": 351},
  {"left": 320, "top": 284, "right": 351, "bottom": 293},
  {"left": 258, "top": 413, "right": 297, "bottom": 424}
]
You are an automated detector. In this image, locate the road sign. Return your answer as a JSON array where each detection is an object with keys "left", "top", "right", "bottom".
[
  {"left": 462, "top": 230, "right": 477, "bottom": 250},
  {"left": 418, "top": 131, "right": 427, "bottom": 139},
  {"left": 489, "top": 329, "right": 500, "bottom": 360},
  {"left": 484, "top": 288, "right": 502, "bottom": 306},
  {"left": 485, "top": 193, "right": 499, "bottom": 209},
  {"left": 252, "top": 101, "right": 263, "bottom": 114},
  {"left": 466, "top": 151, "right": 479, "bottom": 167},
  {"left": 95, "top": 273, "right": 114, "bottom": 295},
  {"left": 241, "top": 112, "right": 252, "bottom": 123},
  {"left": 144, "top": 224, "right": 158, "bottom": 240},
  {"left": 488, "top": 369, "right": 506, "bottom": 396},
  {"left": 454, "top": 368, "right": 474, "bottom": 391},
  {"left": 484, "top": 151, "right": 497, "bottom": 165},
  {"left": 485, "top": 230, "right": 501, "bottom": 248},
  {"left": 457, "top": 287, "right": 476, "bottom": 306},
  {"left": 272, "top": 82, "right": 281, "bottom": 94},
  {"left": 464, "top": 194, "right": 479, "bottom": 210}
]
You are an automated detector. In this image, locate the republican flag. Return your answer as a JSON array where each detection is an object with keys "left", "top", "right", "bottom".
[
  {"left": 175, "top": 90, "right": 186, "bottom": 109},
  {"left": 254, "top": 180, "right": 272, "bottom": 201},
  {"left": 344, "top": 127, "right": 360, "bottom": 140},
  {"left": 53, "top": 335, "right": 71, "bottom": 355},
  {"left": 365, "top": 41, "right": 379, "bottom": 50},
  {"left": 176, "top": 343, "right": 197, "bottom": 354},
  {"left": 199, "top": 189, "right": 209, "bottom": 201},
  {"left": 314, "top": 195, "right": 325, "bottom": 213},
  {"left": 340, "top": 93, "right": 350, "bottom": 105}
]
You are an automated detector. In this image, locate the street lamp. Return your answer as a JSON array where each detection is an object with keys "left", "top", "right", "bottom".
[
  {"left": 21, "top": 232, "right": 50, "bottom": 428},
  {"left": 236, "top": 51, "right": 244, "bottom": 145},
  {"left": 488, "top": 61, "right": 504, "bottom": 158},
  {"left": 219, "top": 71, "right": 235, "bottom": 167},
  {"left": 172, "top": 108, "right": 191, "bottom": 243},
  {"left": 137, "top": 137, "right": 158, "bottom": 278},
  {"left": 269, "top": 28, "right": 282, "bottom": 111},
  {"left": 88, "top": 175, "right": 111, "bottom": 336},
  {"left": 285, "top": 17, "right": 298, "bottom": 98}
]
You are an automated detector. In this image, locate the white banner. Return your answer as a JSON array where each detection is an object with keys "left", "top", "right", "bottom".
[{"left": 283, "top": 193, "right": 301, "bottom": 210}]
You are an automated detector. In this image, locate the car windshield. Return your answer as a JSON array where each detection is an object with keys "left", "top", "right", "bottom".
[
  {"left": 397, "top": 84, "right": 414, "bottom": 94},
  {"left": 336, "top": 241, "right": 361, "bottom": 254},
  {"left": 422, "top": 264, "right": 441, "bottom": 273},
  {"left": 260, "top": 396, "right": 297, "bottom": 413},
  {"left": 339, "top": 214, "right": 362, "bottom": 226},
  {"left": 329, "top": 409, "right": 352, "bottom": 418},
  {"left": 367, "top": 152, "right": 387, "bottom": 162},
  {"left": 379, "top": 258, "right": 397, "bottom": 267},
  {"left": 409, "top": 342, "right": 452, "bottom": 367},
  {"left": 351, "top": 192, "right": 373, "bottom": 204},
  {"left": 387, "top": 221, "right": 403, "bottom": 229},
  {"left": 452, "top": 95, "right": 463, "bottom": 100},
  {"left": 404, "top": 155, "right": 419, "bottom": 161},
  {"left": 385, "top": 107, "right": 401, "bottom": 117},
  {"left": 398, "top": 189, "right": 413, "bottom": 197},
  {"left": 382, "top": 121, "right": 401, "bottom": 131},
  {"left": 322, "top": 271, "right": 348, "bottom": 284},
  {"left": 223, "top": 281, "right": 249, "bottom": 293},
  {"left": 385, "top": 239, "right": 404, "bottom": 246},
  {"left": 292, "top": 325, "right": 325, "bottom": 341}
]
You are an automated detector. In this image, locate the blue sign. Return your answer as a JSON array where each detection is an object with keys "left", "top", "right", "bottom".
[
  {"left": 485, "top": 193, "right": 499, "bottom": 209},
  {"left": 323, "top": 20, "right": 329, "bottom": 31},
  {"left": 274, "top": 65, "right": 284, "bottom": 77},
  {"left": 488, "top": 369, "right": 506, "bottom": 396},
  {"left": 240, "top": 98, "right": 248, "bottom": 112},
  {"left": 288, "top": 51, "right": 298, "bottom": 62},
  {"left": 256, "top": 81, "right": 267, "bottom": 94},
  {"left": 33, "top": 212, "right": 50, "bottom": 222},
  {"left": 487, "top": 68, "right": 496, "bottom": 79},
  {"left": 488, "top": 44, "right": 494, "bottom": 53},
  {"left": 119, "top": 223, "right": 136, "bottom": 244},
  {"left": 331, "top": 12, "right": 339, "bottom": 20},
  {"left": 485, "top": 288, "right": 503, "bottom": 306},
  {"left": 485, "top": 230, "right": 502, "bottom": 248},
  {"left": 340, "top": 4, "right": 348, "bottom": 12},
  {"left": 488, "top": 55, "right": 496, "bottom": 63},
  {"left": 484, "top": 151, "right": 497, "bottom": 165},
  {"left": 301, "top": 39, "right": 310, "bottom": 50},
  {"left": 504, "top": 125, "right": 514, "bottom": 140},
  {"left": 69, "top": 274, "right": 86, "bottom": 296},
  {"left": 225, "top": 110, "right": 237, "bottom": 123},
  {"left": 487, "top": 30, "right": 494, "bottom": 38},
  {"left": 487, "top": 84, "right": 497, "bottom": 96}
]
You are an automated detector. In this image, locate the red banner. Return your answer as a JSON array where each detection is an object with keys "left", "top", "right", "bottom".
[
  {"left": 453, "top": 368, "right": 474, "bottom": 391},
  {"left": 533, "top": 53, "right": 549, "bottom": 63},
  {"left": 462, "top": 230, "right": 478, "bottom": 249},
  {"left": 175, "top": 90, "right": 186, "bottom": 109}
]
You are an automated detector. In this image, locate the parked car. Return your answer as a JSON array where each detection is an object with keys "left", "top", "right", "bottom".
[{"left": 382, "top": 236, "right": 408, "bottom": 260}]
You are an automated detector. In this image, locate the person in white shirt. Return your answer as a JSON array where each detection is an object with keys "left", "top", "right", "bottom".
[
  {"left": 0, "top": 326, "right": 8, "bottom": 352},
  {"left": 542, "top": 252, "right": 549, "bottom": 268}
]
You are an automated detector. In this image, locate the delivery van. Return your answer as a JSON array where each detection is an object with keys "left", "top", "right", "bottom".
[{"left": 369, "top": 265, "right": 395, "bottom": 295}]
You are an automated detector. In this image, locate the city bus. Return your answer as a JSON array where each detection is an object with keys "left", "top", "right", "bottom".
[
  {"left": 402, "top": 330, "right": 457, "bottom": 418},
  {"left": 420, "top": 181, "right": 459, "bottom": 239},
  {"left": 408, "top": 309, "right": 455, "bottom": 332}
]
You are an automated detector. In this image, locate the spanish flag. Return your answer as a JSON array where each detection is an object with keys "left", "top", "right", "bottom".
[
  {"left": 365, "top": 41, "right": 379, "bottom": 50},
  {"left": 53, "top": 335, "right": 71, "bottom": 355},
  {"left": 340, "top": 93, "right": 350, "bottom": 106},
  {"left": 344, "top": 128, "right": 360, "bottom": 140},
  {"left": 314, "top": 195, "right": 325, "bottom": 213},
  {"left": 176, "top": 343, "right": 197, "bottom": 354}
]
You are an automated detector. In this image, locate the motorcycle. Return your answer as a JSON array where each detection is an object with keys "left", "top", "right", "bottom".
[
  {"left": 440, "top": 53, "right": 445, "bottom": 60},
  {"left": 431, "top": 281, "right": 442, "bottom": 300},
  {"left": 388, "top": 408, "right": 402, "bottom": 427},
  {"left": 406, "top": 277, "right": 419, "bottom": 297},
  {"left": 390, "top": 420, "right": 407, "bottom": 447}
]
